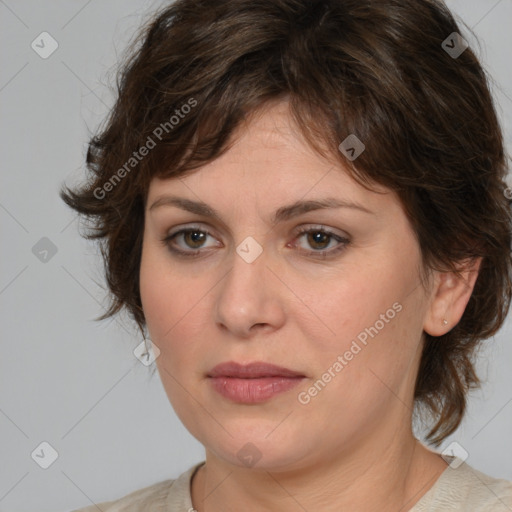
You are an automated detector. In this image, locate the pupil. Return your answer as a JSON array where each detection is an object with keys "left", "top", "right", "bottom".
[
  {"left": 309, "top": 232, "right": 329, "bottom": 249},
  {"left": 187, "top": 230, "right": 205, "bottom": 248}
]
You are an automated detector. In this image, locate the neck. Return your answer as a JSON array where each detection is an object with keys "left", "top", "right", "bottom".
[{"left": 191, "top": 428, "right": 447, "bottom": 512}]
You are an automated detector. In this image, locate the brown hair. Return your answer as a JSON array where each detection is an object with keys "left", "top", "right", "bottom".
[{"left": 60, "top": 0, "right": 512, "bottom": 445}]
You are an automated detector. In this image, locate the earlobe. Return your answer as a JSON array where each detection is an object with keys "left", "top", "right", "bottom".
[{"left": 423, "top": 257, "right": 482, "bottom": 337}]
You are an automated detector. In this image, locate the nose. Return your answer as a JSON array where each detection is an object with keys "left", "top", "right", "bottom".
[{"left": 214, "top": 243, "right": 286, "bottom": 339}]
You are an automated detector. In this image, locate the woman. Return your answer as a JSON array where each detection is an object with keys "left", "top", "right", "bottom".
[{"left": 63, "top": 0, "right": 512, "bottom": 510}]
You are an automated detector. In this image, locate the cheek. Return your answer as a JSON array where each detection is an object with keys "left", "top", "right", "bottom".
[
  {"left": 140, "top": 240, "right": 195, "bottom": 337},
  {"left": 292, "top": 265, "right": 401, "bottom": 354},
  {"left": 139, "top": 242, "right": 216, "bottom": 374},
  {"left": 139, "top": 246, "right": 211, "bottom": 427},
  {"left": 296, "top": 261, "right": 421, "bottom": 397}
]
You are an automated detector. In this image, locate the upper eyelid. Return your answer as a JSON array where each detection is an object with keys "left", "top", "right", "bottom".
[
  {"left": 166, "top": 223, "right": 348, "bottom": 240},
  {"left": 165, "top": 224, "right": 349, "bottom": 252}
]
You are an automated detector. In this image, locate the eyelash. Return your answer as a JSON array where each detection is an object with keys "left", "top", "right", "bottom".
[{"left": 161, "top": 225, "right": 350, "bottom": 259}]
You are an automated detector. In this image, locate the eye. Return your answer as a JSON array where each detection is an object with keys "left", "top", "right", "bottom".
[
  {"left": 291, "top": 226, "right": 350, "bottom": 258},
  {"left": 161, "top": 224, "right": 350, "bottom": 259},
  {"left": 162, "top": 226, "right": 220, "bottom": 257}
]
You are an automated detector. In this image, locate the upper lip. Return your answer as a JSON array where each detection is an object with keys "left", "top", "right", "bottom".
[{"left": 208, "top": 361, "right": 305, "bottom": 379}]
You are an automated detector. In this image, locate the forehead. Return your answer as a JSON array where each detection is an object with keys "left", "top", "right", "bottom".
[{"left": 146, "top": 100, "right": 394, "bottom": 215}]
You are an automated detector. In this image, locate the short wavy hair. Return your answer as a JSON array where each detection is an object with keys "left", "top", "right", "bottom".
[{"left": 60, "top": 0, "right": 512, "bottom": 445}]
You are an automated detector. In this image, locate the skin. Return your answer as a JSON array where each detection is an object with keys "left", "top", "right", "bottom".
[{"left": 139, "top": 99, "right": 481, "bottom": 511}]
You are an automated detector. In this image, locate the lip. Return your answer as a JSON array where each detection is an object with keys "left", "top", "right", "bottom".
[
  {"left": 207, "top": 361, "right": 306, "bottom": 404},
  {"left": 208, "top": 361, "right": 305, "bottom": 379}
]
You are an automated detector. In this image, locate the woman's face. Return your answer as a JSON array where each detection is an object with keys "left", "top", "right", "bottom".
[{"left": 139, "top": 101, "right": 434, "bottom": 471}]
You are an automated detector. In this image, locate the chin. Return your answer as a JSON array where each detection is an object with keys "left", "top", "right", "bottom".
[{"left": 197, "top": 422, "right": 317, "bottom": 472}]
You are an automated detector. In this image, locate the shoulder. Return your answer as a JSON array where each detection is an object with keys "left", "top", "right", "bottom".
[
  {"left": 69, "top": 462, "right": 203, "bottom": 512},
  {"left": 69, "top": 478, "right": 173, "bottom": 512},
  {"left": 412, "top": 458, "right": 512, "bottom": 512}
]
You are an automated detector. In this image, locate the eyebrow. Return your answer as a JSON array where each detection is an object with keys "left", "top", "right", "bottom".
[{"left": 148, "top": 195, "right": 375, "bottom": 224}]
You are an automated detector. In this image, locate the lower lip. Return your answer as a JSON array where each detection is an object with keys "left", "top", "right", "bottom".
[{"left": 208, "top": 376, "right": 304, "bottom": 403}]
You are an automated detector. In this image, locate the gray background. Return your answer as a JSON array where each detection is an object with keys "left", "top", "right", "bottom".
[{"left": 0, "top": 1, "right": 511, "bottom": 511}]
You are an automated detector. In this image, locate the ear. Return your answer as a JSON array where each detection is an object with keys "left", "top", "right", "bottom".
[{"left": 423, "top": 257, "right": 482, "bottom": 337}]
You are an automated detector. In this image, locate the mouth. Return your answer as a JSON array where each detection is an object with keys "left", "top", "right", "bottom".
[{"left": 207, "top": 361, "right": 306, "bottom": 404}]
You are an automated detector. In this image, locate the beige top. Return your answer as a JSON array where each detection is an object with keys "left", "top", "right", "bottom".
[{"left": 71, "top": 457, "right": 512, "bottom": 511}]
